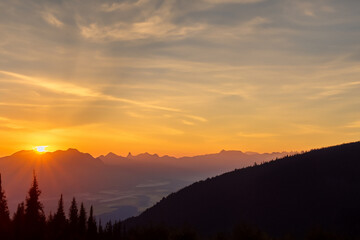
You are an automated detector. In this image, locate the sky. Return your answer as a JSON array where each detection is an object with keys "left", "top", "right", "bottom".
[{"left": 0, "top": 0, "right": 359, "bottom": 157}]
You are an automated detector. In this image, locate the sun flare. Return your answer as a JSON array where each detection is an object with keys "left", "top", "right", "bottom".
[{"left": 34, "top": 146, "right": 48, "bottom": 153}]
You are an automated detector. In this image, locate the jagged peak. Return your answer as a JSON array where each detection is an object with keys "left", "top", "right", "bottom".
[{"left": 105, "top": 152, "right": 118, "bottom": 157}]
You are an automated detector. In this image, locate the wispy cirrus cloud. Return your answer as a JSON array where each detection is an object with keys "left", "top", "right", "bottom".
[
  {"left": 0, "top": 116, "right": 25, "bottom": 130},
  {"left": 1, "top": 0, "right": 360, "bottom": 156},
  {"left": 101, "top": 0, "right": 150, "bottom": 12},
  {"left": 293, "top": 1, "right": 336, "bottom": 17},
  {"left": 0, "top": 70, "right": 97, "bottom": 97},
  {"left": 42, "top": 12, "right": 64, "bottom": 28},
  {"left": 81, "top": 0, "right": 206, "bottom": 42},
  {"left": 345, "top": 121, "right": 360, "bottom": 129},
  {"left": 0, "top": 70, "right": 207, "bottom": 118},
  {"left": 80, "top": 19, "right": 205, "bottom": 42},
  {"left": 307, "top": 80, "right": 360, "bottom": 100},
  {"left": 203, "top": 0, "right": 265, "bottom": 4}
]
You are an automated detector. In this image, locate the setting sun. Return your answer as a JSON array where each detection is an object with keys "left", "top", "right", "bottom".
[
  {"left": 34, "top": 146, "right": 48, "bottom": 153},
  {"left": 0, "top": 1, "right": 359, "bottom": 239}
]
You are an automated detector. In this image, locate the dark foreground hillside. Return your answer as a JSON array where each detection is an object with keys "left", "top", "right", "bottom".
[{"left": 126, "top": 141, "right": 360, "bottom": 238}]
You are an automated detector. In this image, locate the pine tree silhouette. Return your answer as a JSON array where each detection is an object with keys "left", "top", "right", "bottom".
[
  {"left": 68, "top": 197, "right": 79, "bottom": 239},
  {"left": 79, "top": 202, "right": 87, "bottom": 237},
  {"left": 52, "top": 194, "right": 68, "bottom": 239},
  {"left": 13, "top": 202, "right": 26, "bottom": 239},
  {"left": 54, "top": 194, "right": 67, "bottom": 224},
  {"left": 87, "top": 205, "right": 97, "bottom": 240},
  {"left": 0, "top": 174, "right": 10, "bottom": 239},
  {"left": 24, "top": 172, "right": 45, "bottom": 240},
  {"left": 98, "top": 219, "right": 103, "bottom": 239}
]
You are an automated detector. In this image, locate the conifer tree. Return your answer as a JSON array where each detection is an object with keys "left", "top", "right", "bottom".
[
  {"left": 87, "top": 205, "right": 98, "bottom": 239},
  {"left": 24, "top": 172, "right": 45, "bottom": 240},
  {"left": 54, "top": 194, "right": 67, "bottom": 225},
  {"left": 69, "top": 198, "right": 79, "bottom": 231},
  {"left": 47, "top": 211, "right": 54, "bottom": 229},
  {"left": 13, "top": 202, "right": 25, "bottom": 240},
  {"left": 52, "top": 194, "right": 67, "bottom": 239},
  {"left": 98, "top": 219, "right": 103, "bottom": 238},
  {"left": 68, "top": 197, "right": 79, "bottom": 238},
  {"left": 79, "top": 202, "right": 87, "bottom": 236},
  {"left": 0, "top": 174, "right": 10, "bottom": 239}
]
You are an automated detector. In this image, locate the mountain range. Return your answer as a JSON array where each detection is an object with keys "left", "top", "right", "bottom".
[
  {"left": 125, "top": 141, "right": 360, "bottom": 238},
  {"left": 0, "top": 148, "right": 292, "bottom": 221}
]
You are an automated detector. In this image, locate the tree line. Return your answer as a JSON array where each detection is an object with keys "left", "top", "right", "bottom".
[
  {"left": 0, "top": 172, "right": 351, "bottom": 240},
  {"left": 0, "top": 173, "right": 123, "bottom": 240}
]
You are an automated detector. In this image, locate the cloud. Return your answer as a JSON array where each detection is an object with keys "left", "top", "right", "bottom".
[
  {"left": 237, "top": 16, "right": 270, "bottom": 34},
  {"left": 0, "top": 70, "right": 208, "bottom": 119},
  {"left": 290, "top": 124, "right": 330, "bottom": 135},
  {"left": 1, "top": 0, "right": 359, "bottom": 155},
  {"left": 101, "top": 0, "right": 149, "bottom": 12},
  {"left": 289, "top": 1, "right": 337, "bottom": 19},
  {"left": 185, "top": 115, "right": 207, "bottom": 122},
  {"left": 182, "top": 120, "right": 195, "bottom": 126},
  {"left": 0, "top": 70, "right": 180, "bottom": 111},
  {"left": 203, "top": 0, "right": 265, "bottom": 4},
  {"left": 308, "top": 80, "right": 360, "bottom": 100},
  {"left": 345, "top": 121, "right": 360, "bottom": 129},
  {"left": 42, "top": 12, "right": 64, "bottom": 28},
  {"left": 0, "top": 116, "right": 25, "bottom": 130},
  {"left": 80, "top": 17, "right": 205, "bottom": 42},
  {"left": 81, "top": 0, "right": 207, "bottom": 42},
  {"left": 201, "top": 16, "right": 270, "bottom": 42},
  {"left": 80, "top": 15, "right": 268, "bottom": 43},
  {"left": 0, "top": 70, "right": 97, "bottom": 97},
  {"left": 125, "top": 111, "right": 146, "bottom": 119}
]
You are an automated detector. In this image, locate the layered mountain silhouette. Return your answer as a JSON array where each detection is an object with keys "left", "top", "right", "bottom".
[
  {"left": 0, "top": 149, "right": 110, "bottom": 198},
  {"left": 126, "top": 141, "right": 360, "bottom": 237},
  {"left": 0, "top": 148, "right": 292, "bottom": 221},
  {"left": 98, "top": 150, "right": 293, "bottom": 180}
]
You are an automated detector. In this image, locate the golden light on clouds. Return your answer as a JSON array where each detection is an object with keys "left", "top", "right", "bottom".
[{"left": 0, "top": 0, "right": 359, "bottom": 157}]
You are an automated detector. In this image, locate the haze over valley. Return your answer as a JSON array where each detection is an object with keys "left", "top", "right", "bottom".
[
  {"left": 0, "top": 148, "right": 292, "bottom": 222},
  {"left": 1, "top": 0, "right": 359, "bottom": 239}
]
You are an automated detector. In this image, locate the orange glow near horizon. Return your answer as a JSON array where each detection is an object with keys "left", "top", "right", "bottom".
[{"left": 0, "top": 1, "right": 359, "bottom": 158}]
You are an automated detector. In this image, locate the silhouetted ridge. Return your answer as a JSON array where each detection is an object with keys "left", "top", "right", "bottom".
[
  {"left": 0, "top": 148, "right": 107, "bottom": 198},
  {"left": 105, "top": 152, "right": 118, "bottom": 158},
  {"left": 126, "top": 141, "right": 360, "bottom": 237}
]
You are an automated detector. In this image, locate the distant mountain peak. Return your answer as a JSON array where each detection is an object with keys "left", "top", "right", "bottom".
[
  {"left": 105, "top": 152, "right": 118, "bottom": 158},
  {"left": 127, "top": 152, "right": 133, "bottom": 158},
  {"left": 67, "top": 148, "right": 79, "bottom": 152},
  {"left": 218, "top": 149, "right": 243, "bottom": 154},
  {"left": 139, "top": 152, "right": 158, "bottom": 157}
]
